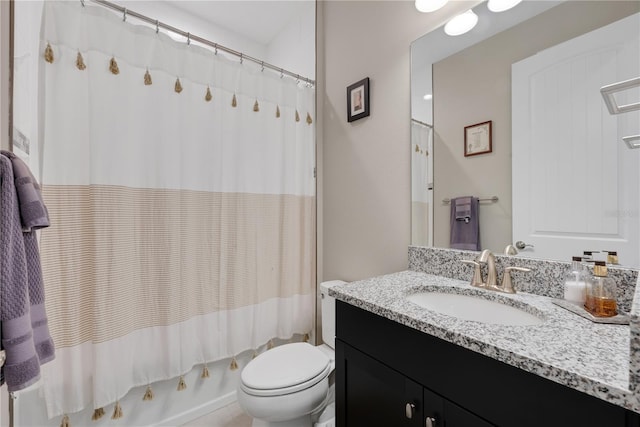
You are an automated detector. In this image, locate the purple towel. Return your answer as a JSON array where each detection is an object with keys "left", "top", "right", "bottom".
[
  {"left": 454, "top": 196, "right": 472, "bottom": 222},
  {"left": 1, "top": 150, "right": 50, "bottom": 231},
  {"left": 450, "top": 196, "right": 480, "bottom": 251},
  {"left": 0, "top": 154, "right": 55, "bottom": 391}
]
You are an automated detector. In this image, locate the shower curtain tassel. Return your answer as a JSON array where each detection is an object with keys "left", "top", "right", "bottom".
[
  {"left": 230, "top": 357, "right": 239, "bottom": 371},
  {"left": 253, "top": 100, "right": 260, "bottom": 112},
  {"left": 303, "top": 333, "right": 310, "bottom": 342},
  {"left": 143, "top": 385, "right": 154, "bottom": 401},
  {"left": 177, "top": 375, "right": 187, "bottom": 391},
  {"left": 60, "top": 414, "right": 70, "bottom": 427},
  {"left": 111, "top": 401, "right": 123, "bottom": 420},
  {"left": 91, "top": 407, "right": 105, "bottom": 421},
  {"left": 144, "top": 69, "right": 152, "bottom": 86},
  {"left": 44, "top": 43, "right": 55, "bottom": 63},
  {"left": 232, "top": 93, "right": 238, "bottom": 108},
  {"left": 205, "top": 86, "right": 212, "bottom": 102},
  {"left": 174, "top": 78, "right": 183, "bottom": 94},
  {"left": 276, "top": 105, "right": 281, "bottom": 118},
  {"left": 76, "top": 51, "right": 86, "bottom": 70},
  {"left": 306, "top": 113, "right": 313, "bottom": 125},
  {"left": 295, "top": 110, "right": 300, "bottom": 122},
  {"left": 268, "top": 339, "right": 274, "bottom": 350},
  {"left": 109, "top": 57, "right": 119, "bottom": 75},
  {"left": 201, "top": 365, "right": 210, "bottom": 378}
]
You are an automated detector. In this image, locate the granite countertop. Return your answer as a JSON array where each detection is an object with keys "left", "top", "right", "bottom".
[{"left": 329, "top": 270, "right": 640, "bottom": 412}]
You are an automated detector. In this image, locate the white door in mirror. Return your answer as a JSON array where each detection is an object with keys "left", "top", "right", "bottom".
[{"left": 512, "top": 13, "right": 640, "bottom": 267}]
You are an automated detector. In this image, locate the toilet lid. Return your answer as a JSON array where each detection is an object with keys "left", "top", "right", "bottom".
[{"left": 241, "top": 342, "right": 330, "bottom": 391}]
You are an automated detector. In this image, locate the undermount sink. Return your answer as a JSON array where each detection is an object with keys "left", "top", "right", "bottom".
[{"left": 406, "top": 291, "right": 544, "bottom": 326}]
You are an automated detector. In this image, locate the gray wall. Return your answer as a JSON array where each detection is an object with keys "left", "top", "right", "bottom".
[
  {"left": 319, "top": 0, "right": 476, "bottom": 282},
  {"left": 432, "top": 1, "right": 640, "bottom": 252}
]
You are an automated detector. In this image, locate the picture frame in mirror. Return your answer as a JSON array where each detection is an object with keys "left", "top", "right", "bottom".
[{"left": 464, "top": 120, "right": 492, "bottom": 157}]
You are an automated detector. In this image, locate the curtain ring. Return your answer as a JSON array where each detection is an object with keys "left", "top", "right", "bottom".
[
  {"left": 187, "top": 32, "right": 191, "bottom": 45},
  {"left": 296, "top": 75, "right": 300, "bottom": 84},
  {"left": 240, "top": 53, "right": 243, "bottom": 64},
  {"left": 80, "top": 0, "right": 85, "bottom": 7},
  {"left": 155, "top": 20, "right": 160, "bottom": 34},
  {"left": 214, "top": 44, "right": 218, "bottom": 55},
  {"left": 261, "top": 61, "right": 265, "bottom": 72},
  {"left": 123, "top": 8, "right": 127, "bottom": 22},
  {"left": 280, "top": 68, "right": 284, "bottom": 79}
]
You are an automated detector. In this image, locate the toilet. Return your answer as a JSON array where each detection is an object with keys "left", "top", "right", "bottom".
[{"left": 237, "top": 280, "right": 343, "bottom": 427}]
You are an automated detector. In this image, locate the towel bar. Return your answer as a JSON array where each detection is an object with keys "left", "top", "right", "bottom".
[{"left": 442, "top": 196, "right": 498, "bottom": 204}]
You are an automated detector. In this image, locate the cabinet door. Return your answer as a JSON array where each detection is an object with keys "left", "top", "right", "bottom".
[
  {"left": 424, "top": 387, "right": 494, "bottom": 427},
  {"left": 336, "top": 340, "right": 423, "bottom": 427}
]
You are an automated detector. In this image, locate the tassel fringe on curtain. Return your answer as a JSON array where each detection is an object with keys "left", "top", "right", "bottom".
[{"left": 38, "top": 1, "right": 315, "bottom": 422}]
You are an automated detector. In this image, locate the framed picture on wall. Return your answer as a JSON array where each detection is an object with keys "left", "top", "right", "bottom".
[
  {"left": 347, "top": 77, "right": 370, "bottom": 122},
  {"left": 464, "top": 120, "right": 492, "bottom": 157}
]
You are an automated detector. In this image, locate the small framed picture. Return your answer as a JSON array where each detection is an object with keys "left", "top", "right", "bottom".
[
  {"left": 464, "top": 120, "right": 492, "bottom": 157},
  {"left": 347, "top": 77, "right": 370, "bottom": 122}
]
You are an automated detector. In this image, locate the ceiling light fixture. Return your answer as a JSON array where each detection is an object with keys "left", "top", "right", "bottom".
[
  {"left": 415, "top": 0, "right": 448, "bottom": 13},
  {"left": 444, "top": 10, "right": 478, "bottom": 36},
  {"left": 487, "top": 0, "right": 523, "bottom": 13}
]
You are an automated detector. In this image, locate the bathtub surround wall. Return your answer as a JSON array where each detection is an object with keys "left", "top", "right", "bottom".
[
  {"left": 409, "top": 246, "right": 640, "bottom": 313},
  {"left": 36, "top": 1, "right": 315, "bottom": 421}
]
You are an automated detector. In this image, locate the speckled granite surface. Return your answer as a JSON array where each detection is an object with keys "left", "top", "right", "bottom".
[
  {"left": 408, "top": 246, "right": 639, "bottom": 313},
  {"left": 329, "top": 270, "right": 640, "bottom": 412}
]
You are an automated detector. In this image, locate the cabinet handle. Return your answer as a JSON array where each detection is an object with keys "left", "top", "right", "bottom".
[
  {"left": 405, "top": 403, "right": 416, "bottom": 419},
  {"left": 426, "top": 416, "right": 436, "bottom": 427}
]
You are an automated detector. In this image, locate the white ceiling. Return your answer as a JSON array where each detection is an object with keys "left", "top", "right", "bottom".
[{"left": 165, "top": 0, "right": 313, "bottom": 45}]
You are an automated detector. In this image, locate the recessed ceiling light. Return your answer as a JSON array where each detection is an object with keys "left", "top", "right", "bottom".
[
  {"left": 423, "top": 94, "right": 433, "bottom": 100},
  {"left": 415, "top": 0, "right": 448, "bottom": 13},
  {"left": 444, "top": 10, "right": 478, "bottom": 36},
  {"left": 487, "top": 0, "right": 523, "bottom": 13}
]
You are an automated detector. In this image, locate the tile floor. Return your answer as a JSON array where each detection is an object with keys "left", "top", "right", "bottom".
[{"left": 181, "top": 402, "right": 252, "bottom": 427}]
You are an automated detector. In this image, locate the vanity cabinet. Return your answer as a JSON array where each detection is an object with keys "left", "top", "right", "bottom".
[
  {"left": 335, "top": 301, "right": 640, "bottom": 427},
  {"left": 338, "top": 339, "right": 494, "bottom": 426}
]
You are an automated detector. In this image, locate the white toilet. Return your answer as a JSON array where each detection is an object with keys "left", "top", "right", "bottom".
[{"left": 237, "top": 280, "right": 343, "bottom": 427}]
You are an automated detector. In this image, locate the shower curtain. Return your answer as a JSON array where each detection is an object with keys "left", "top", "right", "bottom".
[
  {"left": 38, "top": 1, "right": 315, "bottom": 419},
  {"left": 411, "top": 121, "right": 432, "bottom": 246}
]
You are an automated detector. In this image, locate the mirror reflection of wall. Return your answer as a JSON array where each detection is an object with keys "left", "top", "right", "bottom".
[{"left": 411, "top": 0, "right": 640, "bottom": 267}]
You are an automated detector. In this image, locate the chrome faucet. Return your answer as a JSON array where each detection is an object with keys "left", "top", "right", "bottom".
[{"left": 462, "top": 249, "right": 532, "bottom": 293}]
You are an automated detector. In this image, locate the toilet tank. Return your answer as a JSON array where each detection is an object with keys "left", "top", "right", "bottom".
[{"left": 319, "top": 280, "right": 345, "bottom": 349}]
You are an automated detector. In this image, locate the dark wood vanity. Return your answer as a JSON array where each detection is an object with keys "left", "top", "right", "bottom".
[{"left": 336, "top": 301, "right": 640, "bottom": 427}]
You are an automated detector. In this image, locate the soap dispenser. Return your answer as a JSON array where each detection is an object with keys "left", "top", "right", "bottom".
[
  {"left": 584, "top": 261, "right": 617, "bottom": 317},
  {"left": 563, "top": 256, "right": 586, "bottom": 305}
]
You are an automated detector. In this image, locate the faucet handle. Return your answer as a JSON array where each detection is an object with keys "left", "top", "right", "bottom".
[
  {"left": 461, "top": 259, "right": 484, "bottom": 288},
  {"left": 500, "top": 266, "right": 532, "bottom": 294}
]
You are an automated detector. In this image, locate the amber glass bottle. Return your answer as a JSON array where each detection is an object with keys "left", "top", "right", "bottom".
[{"left": 584, "top": 261, "right": 617, "bottom": 317}]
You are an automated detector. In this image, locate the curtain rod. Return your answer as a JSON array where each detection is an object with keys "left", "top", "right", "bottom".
[
  {"left": 86, "top": 0, "right": 315, "bottom": 86},
  {"left": 411, "top": 118, "right": 432, "bottom": 128}
]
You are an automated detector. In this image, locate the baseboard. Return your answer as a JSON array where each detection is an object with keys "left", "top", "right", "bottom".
[{"left": 154, "top": 391, "right": 238, "bottom": 427}]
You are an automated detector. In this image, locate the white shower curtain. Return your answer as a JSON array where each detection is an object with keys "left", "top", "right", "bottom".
[
  {"left": 411, "top": 121, "right": 432, "bottom": 246},
  {"left": 38, "top": 1, "right": 315, "bottom": 419}
]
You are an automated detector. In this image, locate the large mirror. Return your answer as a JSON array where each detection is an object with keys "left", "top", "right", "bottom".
[{"left": 411, "top": 0, "right": 640, "bottom": 268}]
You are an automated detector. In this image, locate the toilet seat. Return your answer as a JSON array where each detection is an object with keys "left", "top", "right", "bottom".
[{"left": 240, "top": 343, "right": 331, "bottom": 397}]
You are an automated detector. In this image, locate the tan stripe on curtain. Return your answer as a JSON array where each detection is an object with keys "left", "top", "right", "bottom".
[{"left": 40, "top": 185, "right": 315, "bottom": 348}]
